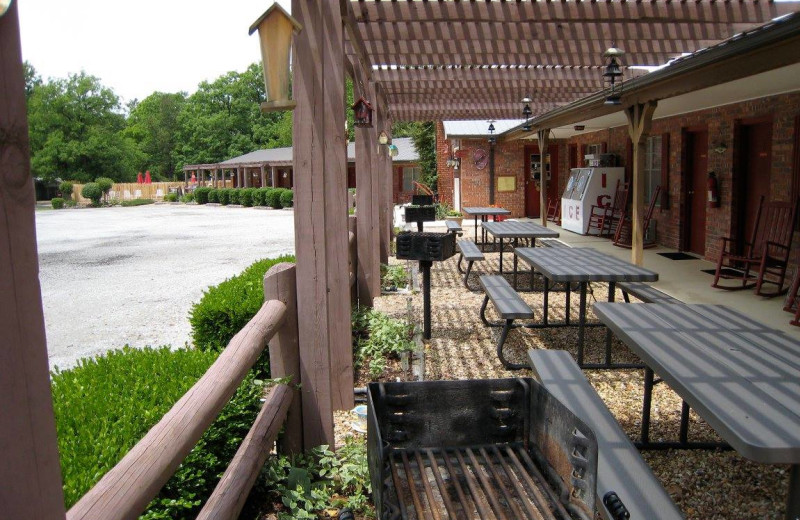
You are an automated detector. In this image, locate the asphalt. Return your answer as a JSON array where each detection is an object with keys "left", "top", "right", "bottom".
[{"left": 36, "top": 204, "right": 295, "bottom": 370}]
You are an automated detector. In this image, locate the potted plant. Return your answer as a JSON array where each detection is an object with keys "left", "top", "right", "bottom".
[{"left": 445, "top": 209, "right": 463, "bottom": 226}]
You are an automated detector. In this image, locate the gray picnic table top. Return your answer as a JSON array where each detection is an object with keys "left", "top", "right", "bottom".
[
  {"left": 462, "top": 206, "right": 512, "bottom": 216},
  {"left": 514, "top": 247, "right": 659, "bottom": 283},
  {"left": 593, "top": 302, "right": 800, "bottom": 518},
  {"left": 593, "top": 302, "right": 800, "bottom": 463},
  {"left": 481, "top": 220, "right": 560, "bottom": 239}
]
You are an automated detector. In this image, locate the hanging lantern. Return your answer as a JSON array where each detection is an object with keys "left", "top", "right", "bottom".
[
  {"left": 352, "top": 97, "right": 374, "bottom": 127},
  {"left": 249, "top": 3, "right": 302, "bottom": 112},
  {"left": 603, "top": 46, "right": 625, "bottom": 106},
  {"left": 521, "top": 97, "right": 533, "bottom": 132}
]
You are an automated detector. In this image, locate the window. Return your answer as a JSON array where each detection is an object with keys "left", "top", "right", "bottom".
[
  {"left": 644, "top": 135, "right": 662, "bottom": 207},
  {"left": 402, "top": 166, "right": 422, "bottom": 192}
]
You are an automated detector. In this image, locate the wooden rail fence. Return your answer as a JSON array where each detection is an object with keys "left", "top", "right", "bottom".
[{"left": 70, "top": 182, "right": 185, "bottom": 204}]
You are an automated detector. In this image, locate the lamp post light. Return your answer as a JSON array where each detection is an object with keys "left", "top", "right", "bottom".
[
  {"left": 603, "top": 46, "right": 625, "bottom": 106},
  {"left": 521, "top": 97, "right": 533, "bottom": 132},
  {"left": 488, "top": 120, "right": 496, "bottom": 205}
]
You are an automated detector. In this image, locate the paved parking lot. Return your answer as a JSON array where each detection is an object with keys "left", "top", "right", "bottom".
[{"left": 36, "top": 204, "right": 295, "bottom": 369}]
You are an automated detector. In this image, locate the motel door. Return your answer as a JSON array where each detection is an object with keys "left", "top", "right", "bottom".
[
  {"left": 683, "top": 129, "right": 708, "bottom": 256},
  {"left": 737, "top": 120, "right": 772, "bottom": 247},
  {"left": 524, "top": 144, "right": 559, "bottom": 218}
]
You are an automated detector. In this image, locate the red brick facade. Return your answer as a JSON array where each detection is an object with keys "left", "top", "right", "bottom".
[{"left": 437, "top": 91, "right": 800, "bottom": 261}]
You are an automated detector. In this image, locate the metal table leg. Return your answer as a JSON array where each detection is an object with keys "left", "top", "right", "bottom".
[
  {"left": 577, "top": 282, "right": 587, "bottom": 365},
  {"left": 604, "top": 281, "right": 616, "bottom": 366},
  {"left": 512, "top": 238, "right": 518, "bottom": 288},
  {"left": 499, "top": 236, "right": 504, "bottom": 273},
  {"left": 786, "top": 465, "right": 800, "bottom": 520},
  {"left": 641, "top": 367, "right": 654, "bottom": 445}
]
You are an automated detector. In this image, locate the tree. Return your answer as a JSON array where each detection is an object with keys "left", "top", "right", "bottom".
[
  {"left": 125, "top": 92, "right": 186, "bottom": 180},
  {"left": 27, "top": 71, "right": 141, "bottom": 183},
  {"left": 23, "top": 61, "right": 41, "bottom": 101},
  {"left": 409, "top": 122, "right": 437, "bottom": 191}
]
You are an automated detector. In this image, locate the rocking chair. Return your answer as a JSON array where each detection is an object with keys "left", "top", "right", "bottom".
[
  {"left": 587, "top": 180, "right": 629, "bottom": 237},
  {"left": 711, "top": 195, "right": 798, "bottom": 296},
  {"left": 613, "top": 185, "right": 661, "bottom": 249}
]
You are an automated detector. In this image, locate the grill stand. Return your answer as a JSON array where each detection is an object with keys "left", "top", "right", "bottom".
[{"left": 420, "top": 260, "right": 432, "bottom": 339}]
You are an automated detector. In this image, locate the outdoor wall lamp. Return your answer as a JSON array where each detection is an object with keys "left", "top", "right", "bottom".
[
  {"left": 712, "top": 143, "right": 728, "bottom": 154},
  {"left": 487, "top": 121, "right": 497, "bottom": 145},
  {"left": 603, "top": 46, "right": 625, "bottom": 106},
  {"left": 352, "top": 97, "right": 374, "bottom": 127},
  {"left": 521, "top": 97, "right": 533, "bottom": 132},
  {"left": 249, "top": 3, "right": 302, "bottom": 112}
]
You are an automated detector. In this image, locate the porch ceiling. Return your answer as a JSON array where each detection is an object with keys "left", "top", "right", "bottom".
[{"left": 344, "top": 0, "right": 800, "bottom": 121}]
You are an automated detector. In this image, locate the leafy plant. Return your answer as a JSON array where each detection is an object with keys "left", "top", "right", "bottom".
[
  {"left": 95, "top": 177, "right": 114, "bottom": 202},
  {"left": 279, "top": 189, "right": 293, "bottom": 208},
  {"left": 240, "top": 188, "right": 256, "bottom": 207},
  {"left": 228, "top": 188, "right": 241, "bottom": 205},
  {"left": 81, "top": 182, "right": 102, "bottom": 206},
  {"left": 164, "top": 193, "right": 178, "bottom": 202},
  {"left": 121, "top": 198, "right": 154, "bottom": 207},
  {"left": 381, "top": 263, "right": 408, "bottom": 290},
  {"left": 181, "top": 192, "right": 195, "bottom": 203},
  {"left": 267, "top": 188, "right": 283, "bottom": 209},
  {"left": 194, "top": 187, "right": 211, "bottom": 204},
  {"left": 435, "top": 202, "right": 452, "bottom": 220},
  {"left": 207, "top": 189, "right": 219, "bottom": 203},
  {"left": 59, "top": 181, "right": 74, "bottom": 200},
  {"left": 352, "top": 307, "right": 415, "bottom": 377},
  {"left": 218, "top": 188, "right": 231, "bottom": 205},
  {"left": 51, "top": 197, "right": 65, "bottom": 209},
  {"left": 253, "top": 187, "right": 270, "bottom": 206}
]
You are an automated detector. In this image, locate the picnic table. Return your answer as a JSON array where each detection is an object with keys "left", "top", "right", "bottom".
[
  {"left": 481, "top": 221, "right": 559, "bottom": 273},
  {"left": 514, "top": 247, "right": 658, "bottom": 367},
  {"left": 593, "top": 302, "right": 800, "bottom": 520},
  {"left": 461, "top": 206, "right": 511, "bottom": 250}
]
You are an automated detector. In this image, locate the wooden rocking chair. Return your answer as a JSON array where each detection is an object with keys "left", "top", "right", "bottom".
[
  {"left": 613, "top": 185, "right": 661, "bottom": 249},
  {"left": 587, "top": 180, "right": 629, "bottom": 237},
  {"left": 546, "top": 197, "right": 561, "bottom": 225},
  {"left": 711, "top": 196, "right": 798, "bottom": 296}
]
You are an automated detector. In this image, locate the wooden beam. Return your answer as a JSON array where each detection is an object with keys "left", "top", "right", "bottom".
[
  {"left": 373, "top": 66, "right": 643, "bottom": 84},
  {"left": 376, "top": 86, "right": 392, "bottom": 263},
  {"left": 537, "top": 129, "right": 550, "bottom": 227},
  {"left": 339, "top": 0, "right": 372, "bottom": 80},
  {"left": 0, "top": 2, "right": 66, "bottom": 518},
  {"left": 625, "top": 101, "right": 658, "bottom": 267}
]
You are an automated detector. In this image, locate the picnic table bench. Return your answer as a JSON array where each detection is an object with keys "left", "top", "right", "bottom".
[
  {"left": 618, "top": 282, "right": 683, "bottom": 304},
  {"left": 479, "top": 274, "right": 535, "bottom": 370},
  {"left": 456, "top": 240, "right": 486, "bottom": 289},
  {"left": 445, "top": 220, "right": 463, "bottom": 236},
  {"left": 529, "top": 349, "right": 685, "bottom": 520}
]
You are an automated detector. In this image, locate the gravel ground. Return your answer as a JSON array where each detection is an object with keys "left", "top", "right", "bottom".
[
  {"left": 36, "top": 204, "right": 295, "bottom": 370},
  {"left": 363, "top": 247, "right": 790, "bottom": 520}
]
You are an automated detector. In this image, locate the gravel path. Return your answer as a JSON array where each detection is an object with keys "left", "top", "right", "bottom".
[{"left": 36, "top": 204, "right": 295, "bottom": 370}]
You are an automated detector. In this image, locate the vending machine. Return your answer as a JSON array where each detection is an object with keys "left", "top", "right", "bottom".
[{"left": 560, "top": 166, "right": 625, "bottom": 234}]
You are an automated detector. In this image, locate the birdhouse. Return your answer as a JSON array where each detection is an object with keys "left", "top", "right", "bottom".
[
  {"left": 249, "top": 3, "right": 302, "bottom": 112},
  {"left": 352, "top": 97, "right": 374, "bottom": 128},
  {"left": 388, "top": 144, "right": 399, "bottom": 158}
]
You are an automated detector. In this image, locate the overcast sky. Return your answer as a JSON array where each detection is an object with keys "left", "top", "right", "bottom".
[{"left": 18, "top": 0, "right": 291, "bottom": 104}]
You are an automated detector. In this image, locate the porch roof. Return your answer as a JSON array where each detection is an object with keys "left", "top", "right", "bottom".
[{"left": 343, "top": 0, "right": 800, "bottom": 121}]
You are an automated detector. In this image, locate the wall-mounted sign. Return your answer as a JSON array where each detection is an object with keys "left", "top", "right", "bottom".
[
  {"left": 474, "top": 149, "right": 489, "bottom": 170},
  {"left": 497, "top": 176, "right": 516, "bottom": 192}
]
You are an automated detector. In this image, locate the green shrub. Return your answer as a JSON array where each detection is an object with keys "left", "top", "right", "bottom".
[
  {"left": 190, "top": 255, "right": 295, "bottom": 354},
  {"left": 381, "top": 264, "right": 408, "bottom": 289},
  {"left": 267, "top": 188, "right": 283, "bottom": 209},
  {"left": 352, "top": 307, "right": 415, "bottom": 377},
  {"left": 240, "top": 188, "right": 256, "bottom": 207},
  {"left": 279, "top": 189, "right": 294, "bottom": 208},
  {"left": 121, "top": 199, "right": 154, "bottom": 207},
  {"left": 164, "top": 193, "right": 178, "bottom": 202},
  {"left": 181, "top": 192, "right": 195, "bottom": 203},
  {"left": 252, "top": 188, "right": 266, "bottom": 206},
  {"left": 51, "top": 197, "right": 65, "bottom": 209},
  {"left": 218, "top": 189, "right": 231, "bottom": 205},
  {"left": 81, "top": 183, "right": 102, "bottom": 206},
  {"left": 228, "top": 188, "right": 241, "bottom": 205},
  {"left": 207, "top": 189, "right": 219, "bottom": 203},
  {"left": 194, "top": 187, "right": 211, "bottom": 204},
  {"left": 59, "top": 181, "right": 74, "bottom": 200},
  {"left": 52, "top": 346, "right": 267, "bottom": 518},
  {"left": 95, "top": 177, "right": 114, "bottom": 201}
]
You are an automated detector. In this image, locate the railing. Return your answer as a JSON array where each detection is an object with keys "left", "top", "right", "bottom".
[
  {"left": 67, "top": 262, "right": 302, "bottom": 520},
  {"left": 70, "top": 182, "right": 185, "bottom": 203}
]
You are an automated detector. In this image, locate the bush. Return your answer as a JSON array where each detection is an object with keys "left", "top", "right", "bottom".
[
  {"left": 81, "top": 183, "right": 102, "bottom": 206},
  {"left": 194, "top": 187, "right": 211, "bottom": 204},
  {"left": 240, "top": 188, "right": 256, "bottom": 207},
  {"left": 52, "top": 346, "right": 267, "bottom": 518},
  {"left": 252, "top": 188, "right": 266, "bottom": 206},
  {"left": 228, "top": 188, "right": 241, "bottom": 205},
  {"left": 59, "top": 181, "right": 74, "bottom": 200},
  {"left": 207, "top": 189, "right": 219, "bottom": 203},
  {"left": 279, "top": 189, "right": 293, "bottom": 208},
  {"left": 121, "top": 199, "right": 154, "bottom": 207},
  {"left": 181, "top": 192, "right": 195, "bottom": 203},
  {"left": 164, "top": 193, "right": 178, "bottom": 202},
  {"left": 217, "top": 189, "right": 230, "bottom": 205},
  {"left": 190, "top": 255, "right": 295, "bottom": 354},
  {"left": 51, "top": 197, "right": 65, "bottom": 209},
  {"left": 95, "top": 177, "right": 114, "bottom": 201},
  {"left": 267, "top": 188, "right": 283, "bottom": 209}
]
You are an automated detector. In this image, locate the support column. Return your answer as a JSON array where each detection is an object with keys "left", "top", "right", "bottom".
[
  {"left": 537, "top": 129, "right": 550, "bottom": 226},
  {"left": 184, "top": 169, "right": 188, "bottom": 187},
  {"left": 376, "top": 89, "right": 391, "bottom": 263},
  {"left": 354, "top": 67, "right": 381, "bottom": 305},
  {"left": 0, "top": 3, "right": 66, "bottom": 517},
  {"left": 260, "top": 165, "right": 266, "bottom": 188},
  {"left": 244, "top": 168, "right": 251, "bottom": 188},
  {"left": 625, "top": 101, "right": 658, "bottom": 266},
  {"left": 292, "top": 0, "right": 353, "bottom": 448},
  {"left": 271, "top": 166, "right": 278, "bottom": 187}
]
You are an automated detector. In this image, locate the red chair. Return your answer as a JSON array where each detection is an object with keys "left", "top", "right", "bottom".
[{"left": 587, "top": 180, "right": 629, "bottom": 237}]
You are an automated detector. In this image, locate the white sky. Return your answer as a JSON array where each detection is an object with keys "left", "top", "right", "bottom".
[{"left": 18, "top": 0, "right": 291, "bottom": 104}]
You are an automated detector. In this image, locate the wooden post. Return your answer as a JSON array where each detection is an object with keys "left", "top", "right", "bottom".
[
  {"left": 184, "top": 169, "right": 188, "bottom": 187},
  {"left": 271, "top": 166, "right": 277, "bottom": 187},
  {"left": 0, "top": 4, "right": 67, "bottom": 518},
  {"left": 625, "top": 101, "right": 657, "bottom": 266},
  {"left": 376, "top": 90, "right": 392, "bottom": 263},
  {"left": 260, "top": 165, "right": 266, "bottom": 188},
  {"left": 354, "top": 68, "right": 381, "bottom": 305},
  {"left": 537, "top": 128, "right": 550, "bottom": 226},
  {"left": 263, "top": 263, "right": 303, "bottom": 454},
  {"left": 292, "top": 0, "right": 353, "bottom": 447},
  {"left": 348, "top": 215, "right": 358, "bottom": 304}
]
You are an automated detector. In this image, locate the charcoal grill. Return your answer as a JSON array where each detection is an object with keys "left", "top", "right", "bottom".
[
  {"left": 405, "top": 206, "right": 436, "bottom": 232},
  {"left": 396, "top": 232, "right": 456, "bottom": 339},
  {"left": 368, "top": 378, "right": 598, "bottom": 520}
]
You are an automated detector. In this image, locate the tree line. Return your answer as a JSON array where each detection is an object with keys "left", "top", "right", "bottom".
[{"left": 24, "top": 62, "right": 437, "bottom": 189}]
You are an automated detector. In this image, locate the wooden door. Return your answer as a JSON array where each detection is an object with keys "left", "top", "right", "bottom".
[
  {"left": 683, "top": 129, "right": 708, "bottom": 255},
  {"left": 524, "top": 144, "right": 559, "bottom": 218},
  {"left": 736, "top": 120, "right": 772, "bottom": 244}
]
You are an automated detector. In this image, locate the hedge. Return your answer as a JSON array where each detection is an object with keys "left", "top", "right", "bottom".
[
  {"left": 279, "top": 189, "right": 293, "bottom": 208},
  {"left": 218, "top": 188, "right": 230, "bottom": 205},
  {"left": 51, "top": 197, "right": 65, "bottom": 209},
  {"left": 208, "top": 189, "right": 219, "bottom": 203},
  {"left": 267, "top": 188, "right": 283, "bottom": 209},
  {"left": 194, "top": 187, "right": 211, "bottom": 204},
  {"left": 228, "top": 188, "right": 241, "bottom": 205},
  {"left": 240, "top": 188, "right": 256, "bottom": 207}
]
